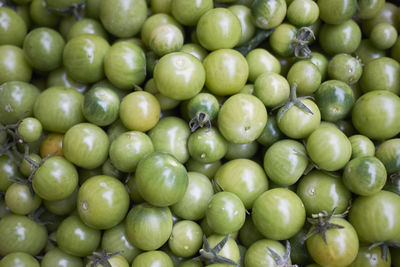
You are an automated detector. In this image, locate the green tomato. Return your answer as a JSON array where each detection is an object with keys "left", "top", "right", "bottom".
[
  {"left": 357, "top": 0, "right": 385, "bottom": 20},
  {"left": 245, "top": 239, "right": 290, "bottom": 267},
  {"left": 0, "top": 252, "right": 40, "bottom": 267},
  {"left": 149, "top": 24, "right": 184, "bottom": 57},
  {"left": 317, "top": 0, "right": 357, "bottom": 24},
  {"left": 188, "top": 127, "right": 228, "bottom": 163},
  {"left": 287, "top": 0, "right": 319, "bottom": 27},
  {"left": 246, "top": 48, "right": 281, "bottom": 83},
  {"left": 327, "top": 54, "right": 363, "bottom": 85},
  {"left": 67, "top": 18, "right": 108, "bottom": 41},
  {"left": 171, "top": 0, "right": 213, "bottom": 26},
  {"left": 370, "top": 23, "right": 398, "bottom": 50},
  {"left": 0, "top": 45, "right": 31, "bottom": 84},
  {"left": 141, "top": 13, "right": 184, "bottom": 47},
  {"left": 131, "top": 251, "right": 173, "bottom": 267},
  {"left": 251, "top": 0, "right": 287, "bottom": 29},
  {"left": 225, "top": 140, "right": 259, "bottom": 160},
  {"left": 0, "top": 7, "right": 27, "bottom": 47},
  {"left": 349, "top": 135, "right": 375, "bottom": 159},
  {"left": 17, "top": 117, "right": 42, "bottom": 143},
  {"left": 269, "top": 23, "right": 297, "bottom": 57},
  {"left": 41, "top": 248, "right": 83, "bottom": 267},
  {"left": 254, "top": 72, "right": 289, "bottom": 108},
  {"left": 348, "top": 246, "right": 391, "bottom": 267},
  {"left": 319, "top": 20, "right": 361, "bottom": 55},
  {"left": 5, "top": 183, "right": 41, "bottom": 215},
  {"left": 287, "top": 60, "right": 321, "bottom": 95},
  {"left": 375, "top": 138, "right": 400, "bottom": 174},
  {"left": 228, "top": 5, "right": 256, "bottom": 46},
  {"left": 356, "top": 39, "right": 386, "bottom": 65},
  {"left": 168, "top": 220, "right": 203, "bottom": 258}
]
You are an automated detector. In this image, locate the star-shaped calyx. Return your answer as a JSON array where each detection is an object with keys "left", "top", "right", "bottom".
[
  {"left": 87, "top": 250, "right": 122, "bottom": 267},
  {"left": 193, "top": 235, "right": 239, "bottom": 266},
  {"left": 267, "top": 241, "right": 298, "bottom": 267}
]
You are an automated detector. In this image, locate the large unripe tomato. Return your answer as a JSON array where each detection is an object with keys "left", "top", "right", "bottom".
[
  {"left": 0, "top": 45, "right": 32, "bottom": 84},
  {"left": 252, "top": 188, "right": 306, "bottom": 240},
  {"left": 77, "top": 175, "right": 130, "bottom": 230},
  {"left": 0, "top": 252, "right": 40, "bottom": 267},
  {"left": 0, "top": 7, "right": 27, "bottom": 47},
  {"left": 218, "top": 94, "right": 267, "bottom": 144},
  {"left": 135, "top": 152, "right": 188, "bottom": 207},
  {"left": 63, "top": 123, "right": 110, "bottom": 169}
]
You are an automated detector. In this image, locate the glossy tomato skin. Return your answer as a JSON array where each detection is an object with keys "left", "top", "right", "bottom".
[
  {"left": 33, "top": 156, "right": 78, "bottom": 201},
  {"left": 0, "top": 81, "right": 40, "bottom": 125},
  {"left": 67, "top": 18, "right": 108, "bottom": 40},
  {"left": 77, "top": 175, "right": 130, "bottom": 230},
  {"left": 319, "top": 20, "right": 361, "bottom": 55},
  {"left": 17, "top": 117, "right": 42, "bottom": 143},
  {"left": 318, "top": 0, "right": 357, "bottom": 24},
  {"left": 188, "top": 127, "right": 228, "bottom": 163},
  {"left": 0, "top": 252, "right": 40, "bottom": 267},
  {"left": 306, "top": 218, "right": 359, "bottom": 267},
  {"left": 252, "top": 188, "right": 306, "bottom": 240},
  {"left": 349, "top": 135, "right": 375, "bottom": 159},
  {"left": 63, "top": 123, "right": 110, "bottom": 169},
  {"left": 376, "top": 138, "right": 400, "bottom": 174},
  {"left": 246, "top": 48, "right": 281, "bottom": 83},
  {"left": 131, "top": 251, "right": 173, "bottom": 267},
  {"left": 43, "top": 187, "right": 78, "bottom": 216},
  {"left": 34, "top": 86, "right": 85, "bottom": 133},
  {"left": 41, "top": 248, "right": 83, "bottom": 267},
  {"left": 352, "top": 90, "right": 400, "bottom": 140},
  {"left": 349, "top": 190, "right": 400, "bottom": 243},
  {"left": 218, "top": 94, "right": 267, "bottom": 144},
  {"left": 0, "top": 7, "right": 27, "bottom": 47},
  {"left": 287, "top": 60, "right": 321, "bottom": 95},
  {"left": 5, "top": 183, "right": 42, "bottom": 215},
  {"left": 0, "top": 45, "right": 32, "bottom": 84},
  {"left": 171, "top": 0, "right": 213, "bottom": 26},
  {"left": 125, "top": 203, "right": 173, "bottom": 251},
  {"left": 206, "top": 234, "right": 240, "bottom": 266},
  {"left": 0, "top": 214, "right": 47, "bottom": 256},
  {"left": 347, "top": 246, "right": 391, "bottom": 267},
  {"left": 56, "top": 215, "right": 101, "bottom": 257},
  {"left": 185, "top": 158, "right": 222, "bottom": 179},
  {"left": 238, "top": 216, "right": 264, "bottom": 248},
  {"left": 306, "top": 126, "right": 352, "bottom": 171},
  {"left": 0, "top": 155, "right": 21, "bottom": 191},
  {"left": 168, "top": 220, "right": 203, "bottom": 258},
  {"left": 251, "top": 0, "right": 287, "bottom": 30},
  {"left": 245, "top": 239, "right": 290, "bottom": 267}
]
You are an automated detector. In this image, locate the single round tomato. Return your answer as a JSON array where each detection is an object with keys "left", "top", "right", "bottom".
[
  {"left": 238, "top": 216, "right": 264, "bottom": 248},
  {"left": 218, "top": 94, "right": 267, "bottom": 144},
  {"left": 41, "top": 248, "right": 83, "bottom": 267},
  {"left": 349, "top": 135, "right": 375, "bottom": 159},
  {"left": 63, "top": 123, "right": 110, "bottom": 169},
  {"left": 254, "top": 72, "right": 289, "bottom": 108},
  {"left": 287, "top": 61, "right": 321, "bottom": 95},
  {"left": 319, "top": 20, "right": 361, "bottom": 55},
  {"left": 0, "top": 214, "right": 47, "bottom": 256},
  {"left": 43, "top": 187, "right": 78, "bottom": 216},
  {"left": 246, "top": 48, "right": 281, "bottom": 83},
  {"left": 17, "top": 117, "right": 42, "bottom": 143},
  {"left": 168, "top": 220, "right": 203, "bottom": 258},
  {"left": 252, "top": 188, "right": 306, "bottom": 240},
  {"left": 34, "top": 86, "right": 85, "bottom": 133},
  {"left": 251, "top": 0, "right": 287, "bottom": 29},
  {"left": 269, "top": 23, "right": 297, "bottom": 57},
  {"left": 171, "top": 0, "right": 213, "bottom": 26},
  {"left": 0, "top": 252, "right": 40, "bottom": 267},
  {"left": 375, "top": 138, "right": 400, "bottom": 174},
  {"left": 306, "top": 126, "right": 352, "bottom": 171},
  {"left": 306, "top": 218, "right": 359, "bottom": 267},
  {"left": 5, "top": 183, "right": 41, "bottom": 215},
  {"left": 40, "top": 133, "right": 64, "bottom": 157},
  {"left": 131, "top": 251, "right": 173, "bottom": 267},
  {"left": 185, "top": 158, "right": 221, "bottom": 179},
  {"left": 141, "top": 13, "right": 183, "bottom": 47},
  {"left": 149, "top": 24, "right": 184, "bottom": 56},
  {"left": 0, "top": 7, "right": 27, "bottom": 47},
  {"left": 30, "top": 0, "right": 60, "bottom": 27},
  {"left": 0, "top": 46, "right": 32, "bottom": 86},
  {"left": 317, "top": 0, "right": 357, "bottom": 24},
  {"left": 352, "top": 90, "right": 400, "bottom": 140},
  {"left": 205, "top": 234, "right": 240, "bottom": 266},
  {"left": 125, "top": 203, "right": 173, "bottom": 251},
  {"left": 348, "top": 246, "right": 391, "bottom": 267},
  {"left": 77, "top": 175, "right": 130, "bottom": 230},
  {"left": 287, "top": 0, "right": 319, "bottom": 26},
  {"left": 296, "top": 170, "right": 351, "bottom": 215},
  {"left": 33, "top": 156, "right": 78, "bottom": 201},
  {"left": 327, "top": 54, "right": 362, "bottom": 85},
  {"left": 188, "top": 127, "right": 228, "bottom": 163},
  {"left": 245, "top": 239, "right": 290, "bottom": 267}
]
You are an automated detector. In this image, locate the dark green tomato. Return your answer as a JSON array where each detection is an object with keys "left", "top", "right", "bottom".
[
  {"left": 102, "top": 158, "right": 125, "bottom": 180},
  {"left": 251, "top": 0, "right": 287, "bottom": 29},
  {"left": 23, "top": 27, "right": 65, "bottom": 72},
  {"left": 0, "top": 45, "right": 31, "bottom": 84},
  {"left": 335, "top": 119, "right": 356, "bottom": 136},
  {"left": 29, "top": 0, "right": 60, "bottom": 27},
  {"left": 67, "top": 18, "right": 108, "bottom": 41},
  {"left": 277, "top": 99, "right": 321, "bottom": 140},
  {"left": 149, "top": 24, "right": 184, "bottom": 57},
  {"left": 225, "top": 140, "right": 258, "bottom": 160},
  {"left": 77, "top": 175, "right": 130, "bottom": 230},
  {"left": 317, "top": 0, "right": 357, "bottom": 24},
  {"left": 0, "top": 155, "right": 20, "bottom": 191},
  {"left": 360, "top": 57, "right": 400, "bottom": 95},
  {"left": 0, "top": 252, "right": 40, "bottom": 267},
  {"left": 218, "top": 93, "right": 267, "bottom": 144},
  {"left": 43, "top": 187, "right": 78, "bottom": 216},
  {"left": 343, "top": 156, "right": 387, "bottom": 196},
  {"left": 0, "top": 81, "right": 39, "bottom": 125},
  {"left": 63, "top": 123, "right": 110, "bottom": 169},
  {"left": 82, "top": 86, "right": 120, "bottom": 126},
  {"left": 348, "top": 246, "right": 391, "bottom": 267},
  {"left": 188, "top": 93, "right": 220, "bottom": 123},
  {"left": 188, "top": 127, "right": 228, "bottom": 163},
  {"left": 0, "top": 214, "right": 47, "bottom": 256},
  {"left": 376, "top": 138, "right": 400, "bottom": 175},
  {"left": 17, "top": 117, "right": 42, "bottom": 143},
  {"left": 148, "top": 116, "right": 190, "bottom": 164},
  {"left": 47, "top": 67, "right": 88, "bottom": 94},
  {"left": 269, "top": 23, "right": 297, "bottom": 57},
  {"left": 287, "top": 60, "right": 321, "bottom": 95},
  {"left": 107, "top": 119, "right": 128, "bottom": 143},
  {"left": 392, "top": 248, "right": 400, "bottom": 267},
  {"left": 109, "top": 131, "right": 154, "bottom": 173},
  {"left": 171, "top": 172, "right": 213, "bottom": 220},
  {"left": 361, "top": 2, "right": 399, "bottom": 37},
  {"left": 41, "top": 248, "right": 83, "bottom": 267},
  {"left": 34, "top": 87, "right": 84, "bottom": 133},
  {"left": 0, "top": 7, "right": 27, "bottom": 47},
  {"left": 289, "top": 227, "right": 312, "bottom": 266},
  {"left": 245, "top": 239, "right": 290, "bottom": 267},
  {"left": 296, "top": 170, "right": 351, "bottom": 215},
  {"left": 257, "top": 114, "right": 284, "bottom": 148},
  {"left": 132, "top": 251, "right": 173, "bottom": 267},
  {"left": 104, "top": 41, "right": 146, "bottom": 90},
  {"left": 319, "top": 20, "right": 361, "bottom": 55},
  {"left": 57, "top": 215, "right": 101, "bottom": 257},
  {"left": 126, "top": 174, "right": 145, "bottom": 204},
  {"left": 287, "top": 0, "right": 319, "bottom": 27},
  {"left": 171, "top": 0, "right": 213, "bottom": 26},
  {"left": 136, "top": 151, "right": 188, "bottom": 207},
  {"left": 228, "top": 5, "right": 256, "bottom": 46},
  {"left": 238, "top": 215, "right": 264, "bottom": 248},
  {"left": 154, "top": 52, "right": 205, "bottom": 100},
  {"left": 63, "top": 34, "right": 110, "bottom": 83},
  {"left": 254, "top": 72, "right": 289, "bottom": 108},
  {"left": 125, "top": 203, "right": 173, "bottom": 251},
  {"left": 315, "top": 80, "right": 355, "bottom": 122},
  {"left": 327, "top": 54, "right": 362, "bottom": 85},
  {"left": 306, "top": 126, "right": 352, "bottom": 171},
  {"left": 141, "top": 13, "right": 184, "bottom": 47},
  {"left": 204, "top": 49, "right": 249, "bottom": 96},
  {"left": 355, "top": 39, "right": 386, "bottom": 65},
  {"left": 84, "top": 0, "right": 101, "bottom": 18},
  {"left": 100, "top": 0, "right": 147, "bottom": 38},
  {"left": 33, "top": 156, "right": 78, "bottom": 201},
  {"left": 352, "top": 90, "right": 400, "bottom": 140},
  {"left": 357, "top": 0, "right": 385, "bottom": 20},
  {"left": 5, "top": 183, "right": 41, "bottom": 215},
  {"left": 349, "top": 190, "right": 400, "bottom": 243},
  {"left": 150, "top": 0, "right": 172, "bottom": 14},
  {"left": 92, "top": 79, "right": 128, "bottom": 100},
  {"left": 102, "top": 222, "right": 142, "bottom": 263},
  {"left": 196, "top": 8, "right": 241, "bottom": 50},
  {"left": 168, "top": 220, "right": 203, "bottom": 258},
  {"left": 370, "top": 23, "right": 398, "bottom": 50},
  {"left": 306, "top": 218, "right": 359, "bottom": 267},
  {"left": 45, "top": 0, "right": 82, "bottom": 9},
  {"left": 264, "top": 139, "right": 308, "bottom": 186},
  {"left": 349, "top": 135, "right": 375, "bottom": 159},
  {"left": 214, "top": 158, "right": 268, "bottom": 209},
  {"left": 252, "top": 188, "right": 306, "bottom": 240},
  {"left": 246, "top": 48, "right": 281, "bottom": 83}
]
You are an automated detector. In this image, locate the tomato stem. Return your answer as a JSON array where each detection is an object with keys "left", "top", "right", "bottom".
[
  {"left": 235, "top": 29, "right": 274, "bottom": 56},
  {"left": 293, "top": 27, "right": 315, "bottom": 59},
  {"left": 189, "top": 112, "right": 211, "bottom": 132},
  {"left": 87, "top": 249, "right": 122, "bottom": 267},
  {"left": 267, "top": 241, "right": 298, "bottom": 267},
  {"left": 193, "top": 234, "right": 239, "bottom": 266}
]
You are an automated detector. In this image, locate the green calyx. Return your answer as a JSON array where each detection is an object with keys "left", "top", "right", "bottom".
[
  {"left": 267, "top": 241, "right": 298, "bottom": 267},
  {"left": 193, "top": 235, "right": 239, "bottom": 266},
  {"left": 87, "top": 250, "right": 122, "bottom": 267}
]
